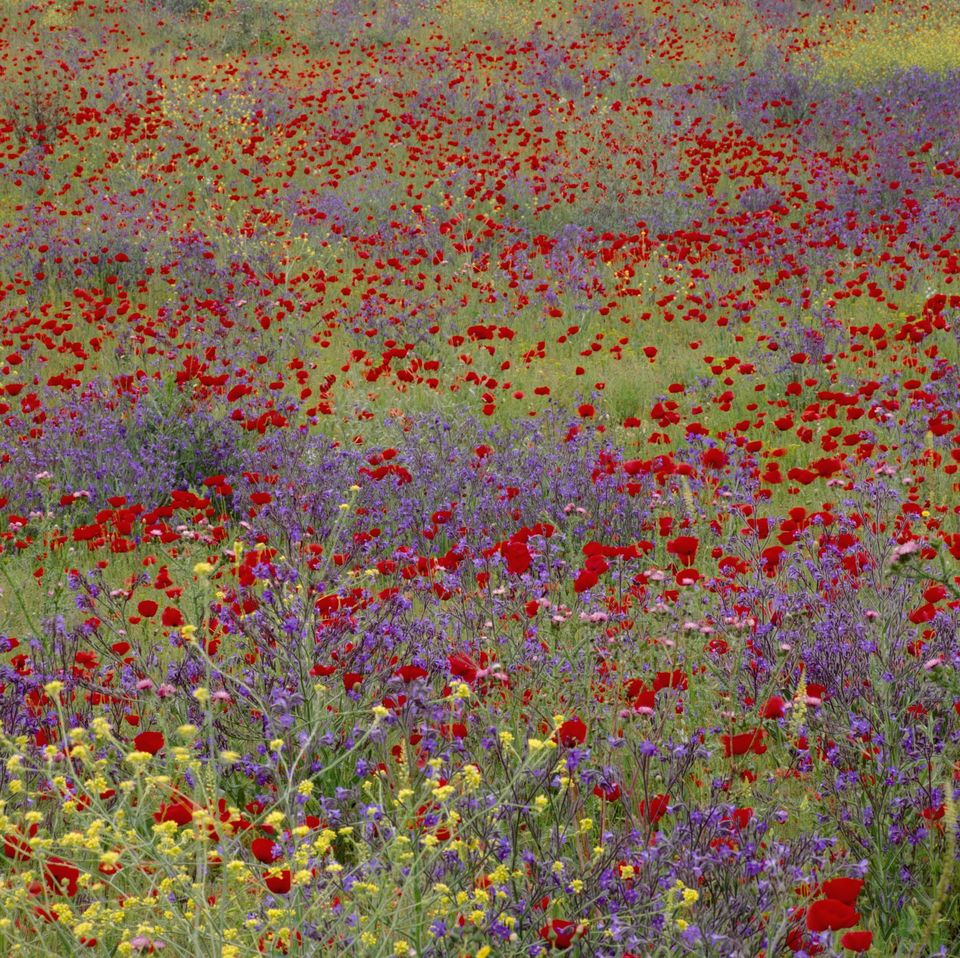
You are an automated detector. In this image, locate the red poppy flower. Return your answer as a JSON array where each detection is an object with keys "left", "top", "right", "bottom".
[
  {"left": 806, "top": 898, "right": 860, "bottom": 932},
  {"left": 502, "top": 540, "right": 532, "bottom": 575},
  {"left": 133, "top": 731, "right": 165, "bottom": 755},
  {"left": 820, "top": 877, "right": 864, "bottom": 906},
  {"left": 153, "top": 800, "right": 195, "bottom": 826},
  {"left": 448, "top": 654, "right": 479, "bottom": 683},
  {"left": 440, "top": 721, "right": 468, "bottom": 740},
  {"left": 251, "top": 838, "right": 282, "bottom": 864},
  {"left": 161, "top": 606, "right": 184, "bottom": 628},
  {"left": 727, "top": 807, "right": 753, "bottom": 830},
  {"left": 74, "top": 650, "right": 98, "bottom": 670},
  {"left": 638, "top": 793, "right": 670, "bottom": 824},
  {"left": 137, "top": 599, "right": 158, "bottom": 617},
  {"left": 841, "top": 930, "right": 873, "bottom": 952},
  {"left": 538, "top": 919, "right": 585, "bottom": 950},
  {"left": 924, "top": 584, "right": 947, "bottom": 603},
  {"left": 593, "top": 781, "right": 621, "bottom": 802},
  {"left": 395, "top": 665, "right": 428, "bottom": 683},
  {"left": 761, "top": 695, "right": 786, "bottom": 719},
  {"left": 721, "top": 729, "right": 766, "bottom": 757},
  {"left": 557, "top": 717, "right": 587, "bottom": 748},
  {"left": 573, "top": 568, "right": 599, "bottom": 592},
  {"left": 633, "top": 686, "right": 656, "bottom": 713},
  {"left": 909, "top": 602, "right": 937, "bottom": 625},
  {"left": 760, "top": 545, "right": 786, "bottom": 576},
  {"left": 787, "top": 467, "right": 816, "bottom": 485},
  {"left": 785, "top": 926, "right": 805, "bottom": 952},
  {"left": 702, "top": 448, "right": 727, "bottom": 469},
  {"left": 666, "top": 535, "right": 699, "bottom": 567},
  {"left": 263, "top": 869, "right": 292, "bottom": 894},
  {"left": 43, "top": 857, "right": 80, "bottom": 896},
  {"left": 653, "top": 669, "right": 688, "bottom": 693},
  {"left": 3, "top": 832, "right": 33, "bottom": 861}
]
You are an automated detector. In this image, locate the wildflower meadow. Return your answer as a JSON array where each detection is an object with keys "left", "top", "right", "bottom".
[{"left": 2, "top": 0, "right": 960, "bottom": 954}]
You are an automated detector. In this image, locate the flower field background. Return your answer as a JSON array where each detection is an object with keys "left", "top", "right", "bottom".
[{"left": 1, "top": 0, "right": 960, "bottom": 954}]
